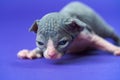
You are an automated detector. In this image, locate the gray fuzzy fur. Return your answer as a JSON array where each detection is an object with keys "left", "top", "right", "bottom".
[
  {"left": 30, "top": 1, "right": 120, "bottom": 48},
  {"left": 60, "top": 2, "right": 114, "bottom": 38}
]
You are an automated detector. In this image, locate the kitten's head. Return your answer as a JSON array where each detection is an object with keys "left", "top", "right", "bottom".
[{"left": 29, "top": 12, "right": 86, "bottom": 59}]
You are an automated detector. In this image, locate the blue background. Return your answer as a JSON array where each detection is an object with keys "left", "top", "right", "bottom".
[{"left": 0, "top": 0, "right": 120, "bottom": 80}]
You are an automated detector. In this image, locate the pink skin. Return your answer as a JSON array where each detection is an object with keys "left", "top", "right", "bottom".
[
  {"left": 66, "top": 32, "right": 120, "bottom": 55},
  {"left": 91, "top": 34, "right": 120, "bottom": 56},
  {"left": 17, "top": 32, "right": 120, "bottom": 60},
  {"left": 76, "top": 32, "right": 120, "bottom": 55}
]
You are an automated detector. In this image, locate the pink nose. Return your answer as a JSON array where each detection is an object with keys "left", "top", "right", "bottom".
[{"left": 48, "top": 52, "right": 57, "bottom": 58}]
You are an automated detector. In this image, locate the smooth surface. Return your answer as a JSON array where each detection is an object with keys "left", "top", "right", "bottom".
[{"left": 0, "top": 0, "right": 120, "bottom": 80}]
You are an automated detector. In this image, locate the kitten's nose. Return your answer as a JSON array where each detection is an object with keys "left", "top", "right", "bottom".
[
  {"left": 48, "top": 53, "right": 56, "bottom": 58},
  {"left": 44, "top": 49, "right": 62, "bottom": 59},
  {"left": 48, "top": 50, "right": 57, "bottom": 58}
]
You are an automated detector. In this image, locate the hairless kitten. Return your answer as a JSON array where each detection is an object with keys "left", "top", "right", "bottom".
[{"left": 18, "top": 2, "right": 120, "bottom": 59}]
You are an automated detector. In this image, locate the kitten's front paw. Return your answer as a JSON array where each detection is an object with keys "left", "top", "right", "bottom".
[{"left": 17, "top": 49, "right": 42, "bottom": 59}]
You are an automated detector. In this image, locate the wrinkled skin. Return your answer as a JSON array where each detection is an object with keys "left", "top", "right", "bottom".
[{"left": 17, "top": 2, "right": 120, "bottom": 60}]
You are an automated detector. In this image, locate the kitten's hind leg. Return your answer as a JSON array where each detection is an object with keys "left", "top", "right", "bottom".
[{"left": 91, "top": 34, "right": 120, "bottom": 56}]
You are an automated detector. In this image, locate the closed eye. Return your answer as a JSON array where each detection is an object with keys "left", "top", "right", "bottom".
[
  {"left": 58, "top": 40, "right": 68, "bottom": 46},
  {"left": 37, "top": 41, "right": 44, "bottom": 45}
]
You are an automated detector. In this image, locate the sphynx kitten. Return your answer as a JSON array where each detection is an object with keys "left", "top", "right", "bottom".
[{"left": 18, "top": 2, "right": 120, "bottom": 59}]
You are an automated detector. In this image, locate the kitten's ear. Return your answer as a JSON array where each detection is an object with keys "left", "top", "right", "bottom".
[
  {"left": 66, "top": 19, "right": 86, "bottom": 30},
  {"left": 65, "top": 19, "right": 87, "bottom": 37},
  {"left": 29, "top": 20, "right": 40, "bottom": 33}
]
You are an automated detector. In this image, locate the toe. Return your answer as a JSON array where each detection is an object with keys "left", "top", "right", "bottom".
[
  {"left": 36, "top": 53, "right": 42, "bottom": 58},
  {"left": 114, "top": 48, "right": 120, "bottom": 56},
  {"left": 27, "top": 51, "right": 42, "bottom": 59},
  {"left": 17, "top": 49, "right": 30, "bottom": 59},
  {"left": 27, "top": 52, "right": 36, "bottom": 59}
]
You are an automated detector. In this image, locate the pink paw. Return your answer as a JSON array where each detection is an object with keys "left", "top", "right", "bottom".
[
  {"left": 114, "top": 48, "right": 120, "bottom": 56},
  {"left": 17, "top": 49, "right": 42, "bottom": 59}
]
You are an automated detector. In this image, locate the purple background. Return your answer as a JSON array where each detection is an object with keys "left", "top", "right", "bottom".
[{"left": 0, "top": 0, "right": 120, "bottom": 80}]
